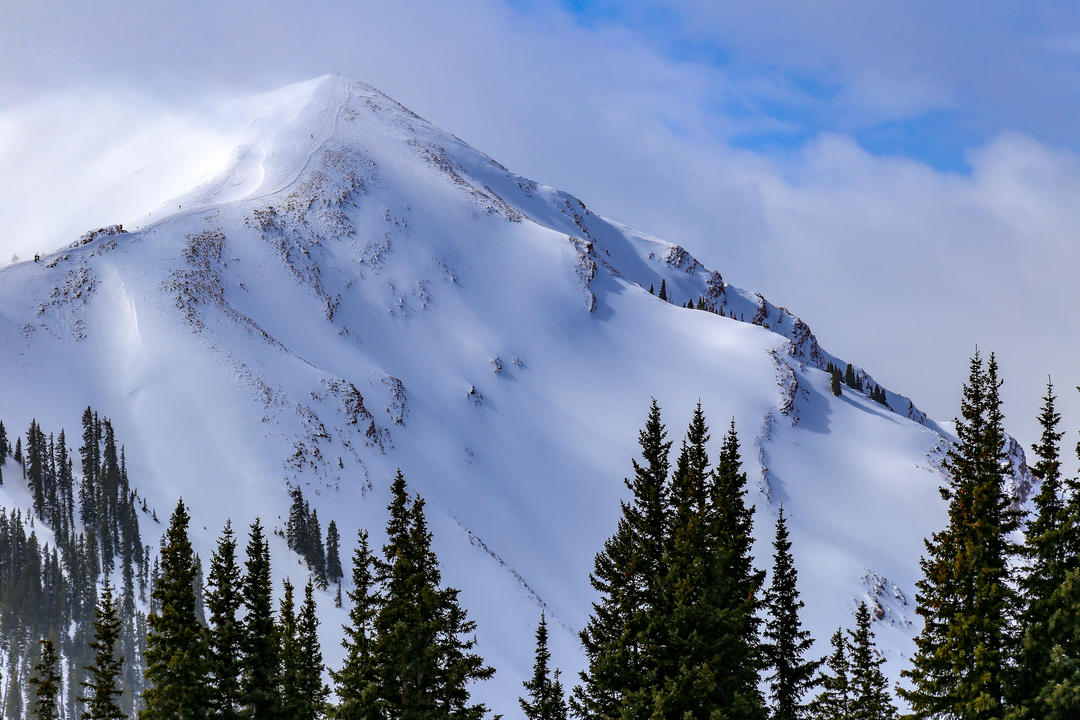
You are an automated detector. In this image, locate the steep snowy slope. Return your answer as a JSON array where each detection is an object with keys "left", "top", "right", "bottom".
[{"left": 0, "top": 75, "right": 1030, "bottom": 711}]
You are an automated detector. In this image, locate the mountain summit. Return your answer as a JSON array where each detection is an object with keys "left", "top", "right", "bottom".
[{"left": 0, "top": 75, "right": 1030, "bottom": 709}]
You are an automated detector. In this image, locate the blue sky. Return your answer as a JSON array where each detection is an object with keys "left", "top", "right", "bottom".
[{"left": 2, "top": 0, "right": 1080, "bottom": 447}]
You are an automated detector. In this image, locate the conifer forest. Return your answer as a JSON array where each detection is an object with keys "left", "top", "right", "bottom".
[{"left": 0, "top": 347, "right": 1077, "bottom": 719}]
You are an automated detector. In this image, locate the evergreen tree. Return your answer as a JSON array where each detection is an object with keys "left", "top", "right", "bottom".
[
  {"left": 900, "top": 350, "right": 1020, "bottom": 720},
  {"left": 844, "top": 364, "right": 858, "bottom": 390},
  {"left": 573, "top": 400, "right": 671, "bottom": 718},
  {"left": 279, "top": 579, "right": 302, "bottom": 720},
  {"left": 1034, "top": 567, "right": 1080, "bottom": 719},
  {"left": 331, "top": 530, "right": 382, "bottom": 720},
  {"left": 373, "top": 471, "right": 494, "bottom": 719},
  {"left": 206, "top": 521, "right": 244, "bottom": 720},
  {"left": 141, "top": 499, "right": 209, "bottom": 720},
  {"left": 296, "top": 581, "right": 329, "bottom": 720},
  {"left": 240, "top": 518, "right": 280, "bottom": 720},
  {"left": 658, "top": 278, "right": 667, "bottom": 302},
  {"left": 309, "top": 509, "right": 328, "bottom": 590},
  {"left": 326, "top": 520, "right": 343, "bottom": 585},
  {"left": 519, "top": 613, "right": 567, "bottom": 720},
  {"left": 704, "top": 419, "right": 768, "bottom": 719},
  {"left": 831, "top": 374, "right": 842, "bottom": 397},
  {"left": 809, "top": 629, "right": 850, "bottom": 720},
  {"left": 763, "top": 508, "right": 819, "bottom": 720},
  {"left": 80, "top": 580, "right": 126, "bottom": 720},
  {"left": 29, "top": 637, "right": 62, "bottom": 720},
  {"left": 847, "top": 603, "right": 895, "bottom": 720}
]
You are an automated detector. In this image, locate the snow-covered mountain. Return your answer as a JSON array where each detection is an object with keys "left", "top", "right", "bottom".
[{"left": 0, "top": 75, "right": 1031, "bottom": 711}]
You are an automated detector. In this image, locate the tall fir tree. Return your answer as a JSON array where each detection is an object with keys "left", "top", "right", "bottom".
[
  {"left": 1034, "top": 567, "right": 1080, "bottom": 719},
  {"left": 900, "top": 350, "right": 1020, "bottom": 720},
  {"left": 652, "top": 403, "right": 724, "bottom": 720},
  {"left": 29, "top": 637, "right": 62, "bottom": 720},
  {"left": 80, "top": 580, "right": 126, "bottom": 720},
  {"left": 240, "top": 518, "right": 280, "bottom": 720},
  {"left": 809, "top": 629, "right": 850, "bottom": 720},
  {"left": 847, "top": 603, "right": 895, "bottom": 720},
  {"left": 326, "top": 520, "right": 344, "bottom": 585},
  {"left": 206, "top": 521, "right": 245, "bottom": 720},
  {"left": 373, "top": 471, "right": 494, "bottom": 720},
  {"left": 704, "top": 419, "right": 767, "bottom": 720},
  {"left": 519, "top": 613, "right": 567, "bottom": 720},
  {"left": 573, "top": 399, "right": 671, "bottom": 719},
  {"left": 141, "top": 499, "right": 209, "bottom": 720},
  {"left": 279, "top": 579, "right": 303, "bottom": 720},
  {"left": 296, "top": 581, "right": 329, "bottom": 720},
  {"left": 763, "top": 507, "right": 819, "bottom": 720},
  {"left": 331, "top": 530, "right": 382, "bottom": 720},
  {"left": 1012, "top": 377, "right": 1069, "bottom": 718}
]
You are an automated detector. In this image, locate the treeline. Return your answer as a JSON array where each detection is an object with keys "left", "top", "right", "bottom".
[
  {"left": 285, "top": 486, "right": 344, "bottom": 600},
  {"left": 24, "top": 471, "right": 495, "bottom": 720},
  {"left": 568, "top": 401, "right": 895, "bottom": 720},
  {"left": 901, "top": 351, "right": 1080, "bottom": 719},
  {"left": 0, "top": 409, "right": 150, "bottom": 719}
]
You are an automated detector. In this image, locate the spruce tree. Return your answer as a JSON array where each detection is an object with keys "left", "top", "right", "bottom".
[
  {"left": 296, "top": 581, "right": 329, "bottom": 720},
  {"left": 1012, "top": 377, "right": 1069, "bottom": 718},
  {"left": 240, "top": 518, "right": 280, "bottom": 720},
  {"left": 331, "top": 530, "right": 382, "bottom": 720},
  {"left": 279, "top": 579, "right": 302, "bottom": 720},
  {"left": 206, "top": 521, "right": 244, "bottom": 720},
  {"left": 573, "top": 399, "right": 671, "bottom": 718},
  {"left": 658, "top": 278, "right": 667, "bottom": 302},
  {"left": 848, "top": 603, "right": 895, "bottom": 720},
  {"left": 809, "top": 629, "right": 850, "bottom": 720},
  {"left": 374, "top": 471, "right": 494, "bottom": 719},
  {"left": 141, "top": 499, "right": 209, "bottom": 720},
  {"left": 80, "top": 580, "right": 126, "bottom": 720},
  {"left": 704, "top": 419, "right": 767, "bottom": 720},
  {"left": 901, "top": 350, "right": 1020, "bottom": 719},
  {"left": 763, "top": 508, "right": 819, "bottom": 720},
  {"left": 326, "top": 520, "right": 343, "bottom": 585},
  {"left": 831, "top": 374, "right": 842, "bottom": 397},
  {"left": 29, "top": 637, "right": 62, "bottom": 720},
  {"left": 520, "top": 613, "right": 567, "bottom": 720},
  {"left": 1035, "top": 567, "right": 1080, "bottom": 719}
]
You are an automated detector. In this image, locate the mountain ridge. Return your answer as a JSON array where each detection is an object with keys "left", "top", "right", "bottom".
[{"left": 0, "top": 74, "right": 1032, "bottom": 710}]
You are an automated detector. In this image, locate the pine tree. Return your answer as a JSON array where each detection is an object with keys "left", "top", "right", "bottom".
[
  {"left": 206, "top": 521, "right": 244, "bottom": 720},
  {"left": 520, "top": 613, "right": 567, "bottom": 720},
  {"left": 900, "top": 350, "right": 1020, "bottom": 720},
  {"left": 279, "top": 579, "right": 302, "bottom": 720},
  {"left": 847, "top": 603, "right": 895, "bottom": 720},
  {"left": 331, "top": 530, "right": 382, "bottom": 720},
  {"left": 658, "top": 278, "right": 667, "bottom": 302},
  {"left": 309, "top": 509, "right": 328, "bottom": 590},
  {"left": 809, "top": 629, "right": 850, "bottom": 720},
  {"left": 573, "top": 399, "right": 671, "bottom": 718},
  {"left": 240, "top": 518, "right": 280, "bottom": 720},
  {"left": 1035, "top": 567, "right": 1080, "bottom": 719},
  {"left": 141, "top": 499, "right": 209, "bottom": 720},
  {"left": 1012, "top": 377, "right": 1069, "bottom": 718},
  {"left": 296, "top": 581, "right": 329, "bottom": 720},
  {"left": 80, "top": 580, "right": 126, "bottom": 720},
  {"left": 831, "top": 374, "right": 842, "bottom": 397},
  {"left": 326, "top": 520, "right": 343, "bottom": 585},
  {"left": 764, "top": 508, "right": 819, "bottom": 720},
  {"left": 29, "top": 637, "right": 62, "bottom": 720},
  {"left": 705, "top": 419, "right": 767, "bottom": 719},
  {"left": 373, "top": 471, "right": 494, "bottom": 719},
  {"left": 844, "top": 363, "right": 858, "bottom": 389}
]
